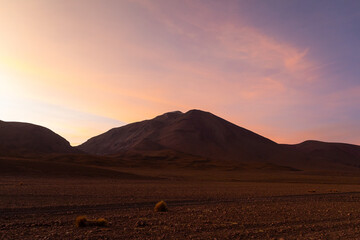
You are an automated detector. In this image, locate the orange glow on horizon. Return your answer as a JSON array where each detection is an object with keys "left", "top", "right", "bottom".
[{"left": 1, "top": 0, "right": 359, "bottom": 145}]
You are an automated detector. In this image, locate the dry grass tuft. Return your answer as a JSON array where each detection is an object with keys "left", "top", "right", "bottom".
[
  {"left": 154, "top": 200, "right": 168, "bottom": 212},
  {"left": 75, "top": 216, "right": 109, "bottom": 228},
  {"left": 75, "top": 216, "right": 88, "bottom": 227},
  {"left": 94, "top": 218, "right": 108, "bottom": 227}
]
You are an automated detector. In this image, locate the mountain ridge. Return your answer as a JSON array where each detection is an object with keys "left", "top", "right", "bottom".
[
  {"left": 2, "top": 110, "right": 360, "bottom": 172},
  {"left": 77, "top": 109, "right": 360, "bottom": 171}
]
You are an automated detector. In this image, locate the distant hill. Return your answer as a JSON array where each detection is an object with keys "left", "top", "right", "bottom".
[
  {"left": 0, "top": 120, "right": 79, "bottom": 157},
  {"left": 292, "top": 140, "right": 360, "bottom": 168}
]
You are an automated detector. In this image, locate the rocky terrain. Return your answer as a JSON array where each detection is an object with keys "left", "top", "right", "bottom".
[{"left": 2, "top": 178, "right": 360, "bottom": 239}]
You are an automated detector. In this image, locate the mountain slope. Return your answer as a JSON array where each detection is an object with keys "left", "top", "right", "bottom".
[
  {"left": 0, "top": 120, "right": 78, "bottom": 156},
  {"left": 78, "top": 110, "right": 360, "bottom": 171},
  {"left": 293, "top": 140, "right": 360, "bottom": 168},
  {"left": 78, "top": 110, "right": 280, "bottom": 162}
]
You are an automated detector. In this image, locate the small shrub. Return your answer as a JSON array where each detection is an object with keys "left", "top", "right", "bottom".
[
  {"left": 75, "top": 216, "right": 88, "bottom": 227},
  {"left": 154, "top": 200, "right": 168, "bottom": 212},
  {"left": 75, "top": 216, "right": 108, "bottom": 227},
  {"left": 94, "top": 218, "right": 108, "bottom": 227}
]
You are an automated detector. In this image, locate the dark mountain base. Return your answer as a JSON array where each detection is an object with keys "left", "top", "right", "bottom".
[
  {"left": 0, "top": 156, "right": 155, "bottom": 179},
  {"left": 1, "top": 153, "right": 360, "bottom": 184}
]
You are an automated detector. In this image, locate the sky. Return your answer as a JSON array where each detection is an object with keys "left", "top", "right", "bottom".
[{"left": 0, "top": 0, "right": 360, "bottom": 146}]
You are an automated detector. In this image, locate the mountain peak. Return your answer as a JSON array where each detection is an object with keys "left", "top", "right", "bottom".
[
  {"left": 153, "top": 109, "right": 212, "bottom": 121},
  {"left": 153, "top": 111, "right": 183, "bottom": 121},
  {"left": 186, "top": 109, "right": 207, "bottom": 113},
  {"left": 185, "top": 109, "right": 213, "bottom": 116},
  {"left": 78, "top": 109, "right": 278, "bottom": 160}
]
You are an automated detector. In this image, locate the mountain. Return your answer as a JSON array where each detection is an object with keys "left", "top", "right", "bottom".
[
  {"left": 0, "top": 120, "right": 78, "bottom": 156},
  {"left": 2, "top": 111, "right": 360, "bottom": 175},
  {"left": 78, "top": 110, "right": 360, "bottom": 171},
  {"left": 78, "top": 110, "right": 280, "bottom": 162}
]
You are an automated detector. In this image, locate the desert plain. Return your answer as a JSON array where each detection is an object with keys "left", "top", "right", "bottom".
[{"left": 2, "top": 166, "right": 360, "bottom": 240}]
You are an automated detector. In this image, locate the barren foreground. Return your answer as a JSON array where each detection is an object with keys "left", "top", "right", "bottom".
[{"left": 1, "top": 177, "right": 360, "bottom": 239}]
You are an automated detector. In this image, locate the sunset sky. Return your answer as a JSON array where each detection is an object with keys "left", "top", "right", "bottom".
[{"left": 1, "top": 0, "right": 359, "bottom": 146}]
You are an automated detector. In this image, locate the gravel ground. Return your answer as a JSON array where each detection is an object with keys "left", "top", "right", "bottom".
[{"left": 1, "top": 177, "right": 360, "bottom": 239}]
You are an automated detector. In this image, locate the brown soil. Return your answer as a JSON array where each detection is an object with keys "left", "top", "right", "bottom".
[{"left": 2, "top": 177, "right": 360, "bottom": 239}]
